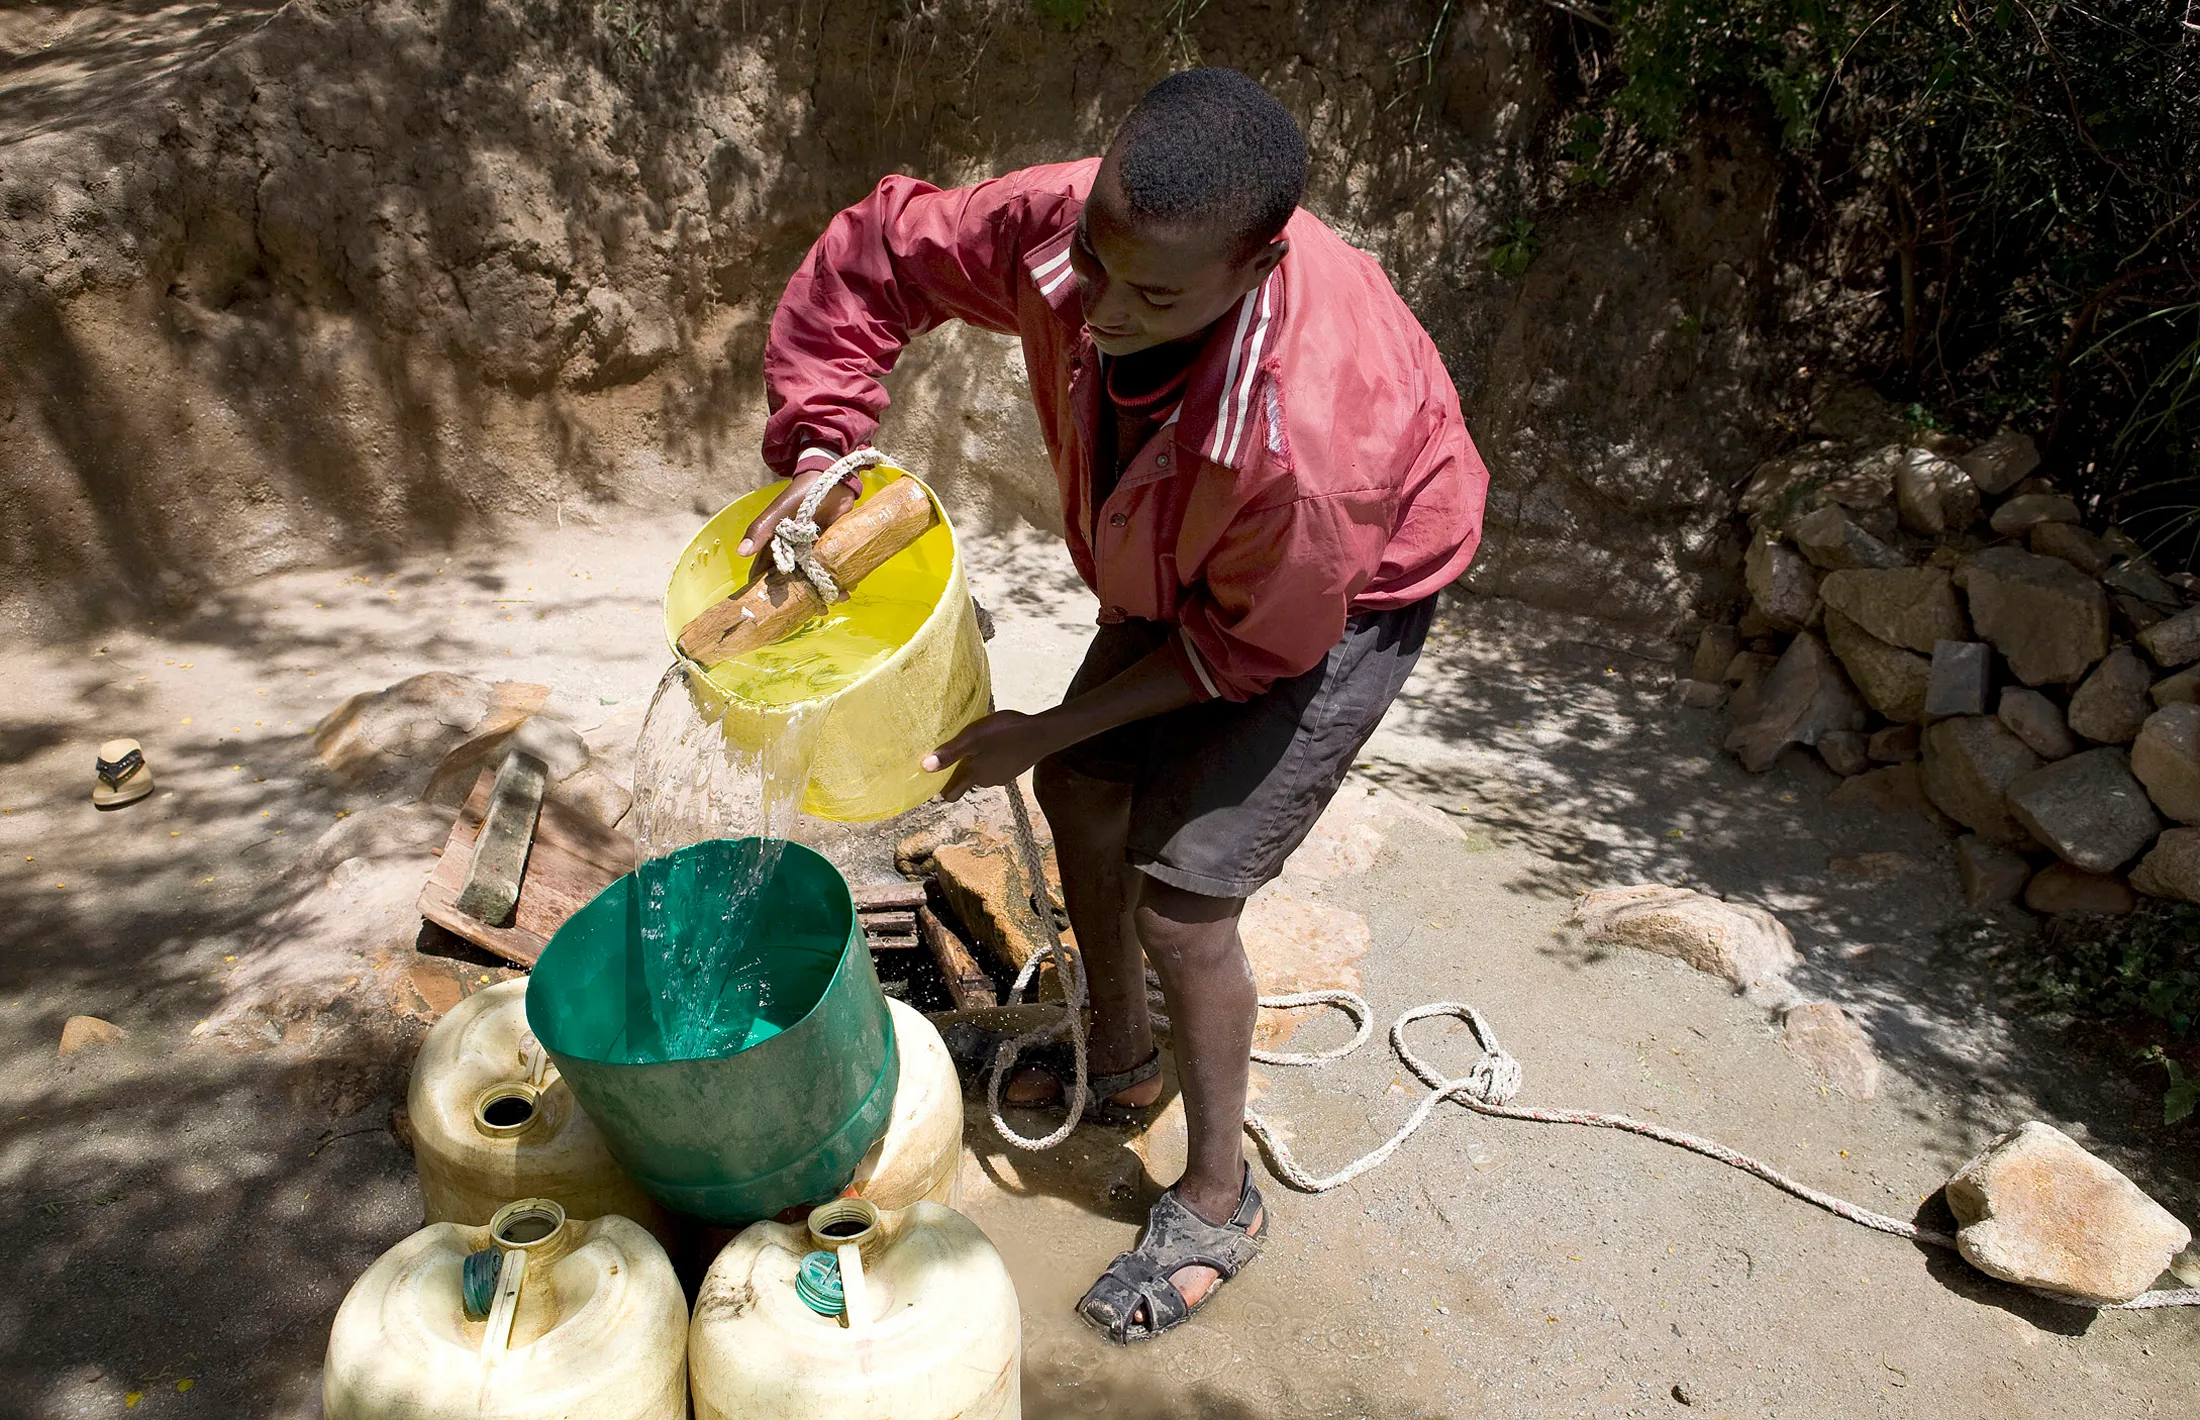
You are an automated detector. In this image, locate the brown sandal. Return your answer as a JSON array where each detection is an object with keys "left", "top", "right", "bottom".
[{"left": 1076, "top": 1166, "right": 1266, "bottom": 1342}]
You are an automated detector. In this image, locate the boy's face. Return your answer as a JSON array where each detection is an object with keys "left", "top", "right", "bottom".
[{"left": 1072, "top": 154, "right": 1287, "bottom": 358}]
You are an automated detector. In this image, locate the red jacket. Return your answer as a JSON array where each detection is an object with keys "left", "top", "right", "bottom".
[{"left": 763, "top": 159, "right": 1488, "bottom": 701}]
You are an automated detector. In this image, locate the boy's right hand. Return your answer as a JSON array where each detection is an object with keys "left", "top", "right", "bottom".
[{"left": 736, "top": 468, "right": 859, "bottom": 560}]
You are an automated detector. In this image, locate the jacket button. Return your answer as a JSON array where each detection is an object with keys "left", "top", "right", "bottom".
[
  {"left": 1109, "top": 512, "right": 1127, "bottom": 527},
  {"left": 1156, "top": 454, "right": 1170, "bottom": 468}
]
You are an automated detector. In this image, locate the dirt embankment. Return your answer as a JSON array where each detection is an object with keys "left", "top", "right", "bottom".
[{"left": 2, "top": 0, "right": 1849, "bottom": 634}]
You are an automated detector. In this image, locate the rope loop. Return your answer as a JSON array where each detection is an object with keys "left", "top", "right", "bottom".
[
  {"left": 967, "top": 808, "right": 2196, "bottom": 1311},
  {"left": 1248, "top": 990, "right": 1374, "bottom": 1065},
  {"left": 982, "top": 785, "right": 1089, "bottom": 1152},
  {"left": 772, "top": 448, "right": 887, "bottom": 601}
]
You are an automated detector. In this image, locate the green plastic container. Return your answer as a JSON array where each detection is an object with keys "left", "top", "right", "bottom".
[{"left": 525, "top": 839, "right": 900, "bottom": 1225}]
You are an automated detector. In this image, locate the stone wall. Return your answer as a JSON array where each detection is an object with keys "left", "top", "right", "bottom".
[
  {"left": 1680, "top": 407, "right": 2200, "bottom": 911},
  {"left": 1, "top": 0, "right": 1845, "bottom": 635}
]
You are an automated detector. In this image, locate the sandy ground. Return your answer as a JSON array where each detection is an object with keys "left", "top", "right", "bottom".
[{"left": 2, "top": 504, "right": 2194, "bottom": 1417}]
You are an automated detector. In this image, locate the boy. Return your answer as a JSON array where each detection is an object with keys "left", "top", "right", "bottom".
[{"left": 744, "top": 68, "right": 1487, "bottom": 1341}]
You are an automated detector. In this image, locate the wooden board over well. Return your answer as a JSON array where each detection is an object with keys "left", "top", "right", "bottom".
[{"left": 420, "top": 767, "right": 637, "bottom": 967}]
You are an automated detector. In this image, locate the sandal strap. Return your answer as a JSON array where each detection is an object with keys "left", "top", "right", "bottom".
[
  {"left": 96, "top": 748, "right": 144, "bottom": 789},
  {"left": 1074, "top": 1172, "right": 1266, "bottom": 1343},
  {"left": 1077, "top": 1250, "right": 1187, "bottom": 1342},
  {"left": 943, "top": 1029, "right": 1161, "bottom": 1111},
  {"left": 1086, "top": 1048, "right": 1162, "bottom": 1102},
  {"left": 1142, "top": 1184, "right": 1264, "bottom": 1281}
]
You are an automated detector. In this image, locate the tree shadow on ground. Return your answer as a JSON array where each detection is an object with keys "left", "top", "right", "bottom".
[{"left": 1365, "top": 589, "right": 2198, "bottom": 1236}]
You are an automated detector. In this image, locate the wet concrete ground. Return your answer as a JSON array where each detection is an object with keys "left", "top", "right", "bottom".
[{"left": 2, "top": 506, "right": 2193, "bottom": 1417}]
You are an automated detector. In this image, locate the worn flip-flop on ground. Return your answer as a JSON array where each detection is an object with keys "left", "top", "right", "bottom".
[
  {"left": 1077, "top": 1165, "right": 1266, "bottom": 1342},
  {"left": 937, "top": 1024, "right": 1162, "bottom": 1124},
  {"left": 91, "top": 738, "right": 154, "bottom": 809}
]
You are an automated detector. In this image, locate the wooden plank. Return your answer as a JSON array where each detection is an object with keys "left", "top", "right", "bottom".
[
  {"left": 917, "top": 906, "right": 995, "bottom": 1011},
  {"left": 675, "top": 476, "right": 938, "bottom": 667},
  {"left": 858, "top": 909, "right": 916, "bottom": 936},
  {"left": 420, "top": 768, "right": 637, "bottom": 967},
  {"left": 455, "top": 752, "right": 546, "bottom": 925}
]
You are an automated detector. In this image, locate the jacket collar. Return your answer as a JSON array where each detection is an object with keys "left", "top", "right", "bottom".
[{"left": 1027, "top": 221, "right": 1288, "bottom": 472}]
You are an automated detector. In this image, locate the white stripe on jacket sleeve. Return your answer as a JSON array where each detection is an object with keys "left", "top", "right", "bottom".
[{"left": 1177, "top": 627, "right": 1222, "bottom": 699}]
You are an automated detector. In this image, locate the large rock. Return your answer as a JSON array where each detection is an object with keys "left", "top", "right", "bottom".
[
  {"left": 1957, "top": 548, "right": 2111, "bottom": 686},
  {"left": 2138, "top": 605, "right": 2200, "bottom": 668},
  {"left": 2102, "top": 558, "right": 2187, "bottom": 613},
  {"left": 1823, "top": 609, "right": 1931, "bottom": 723},
  {"left": 2066, "top": 646, "right": 2154, "bottom": 744},
  {"left": 2131, "top": 828, "right": 2200, "bottom": 904},
  {"left": 1869, "top": 723, "right": 1921, "bottom": 762},
  {"left": 1817, "top": 730, "right": 1870, "bottom": 777},
  {"left": 2132, "top": 703, "right": 2200, "bottom": 824},
  {"left": 1954, "top": 835, "right": 2031, "bottom": 908},
  {"left": 1723, "top": 632, "right": 1867, "bottom": 772},
  {"left": 1819, "top": 567, "right": 1966, "bottom": 653},
  {"left": 2153, "top": 666, "right": 2200, "bottom": 708},
  {"left": 1830, "top": 762, "right": 1951, "bottom": 827},
  {"left": 58, "top": 1016, "right": 127, "bottom": 1057},
  {"left": 2024, "top": 863, "right": 2136, "bottom": 915},
  {"left": 2029, "top": 522, "right": 2112, "bottom": 576},
  {"left": 933, "top": 826, "right": 1060, "bottom": 974},
  {"left": 1741, "top": 443, "right": 1901, "bottom": 534},
  {"left": 1988, "top": 492, "right": 2081, "bottom": 536},
  {"left": 1793, "top": 505, "right": 1906, "bottom": 571},
  {"left": 1924, "top": 640, "right": 1992, "bottom": 718},
  {"left": 1571, "top": 885, "right": 1800, "bottom": 990},
  {"left": 1945, "top": 1121, "right": 2191, "bottom": 1304},
  {"left": 1744, "top": 534, "right": 1821, "bottom": 632},
  {"left": 1691, "top": 625, "right": 1742, "bottom": 684},
  {"left": 419, "top": 687, "right": 569, "bottom": 807},
  {"left": 1996, "top": 687, "right": 2076, "bottom": 759},
  {"left": 1780, "top": 1002, "right": 1879, "bottom": 1098},
  {"left": 1957, "top": 430, "right": 2041, "bottom": 495},
  {"left": 2006, "top": 748, "right": 2162, "bottom": 872},
  {"left": 310, "top": 671, "right": 497, "bottom": 782},
  {"left": 1895, "top": 448, "right": 1980, "bottom": 535},
  {"left": 1922, "top": 716, "right": 2043, "bottom": 845},
  {"left": 1723, "top": 650, "right": 1781, "bottom": 721}
]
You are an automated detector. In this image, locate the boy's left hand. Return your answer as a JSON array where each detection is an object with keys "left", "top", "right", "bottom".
[{"left": 924, "top": 711, "right": 1057, "bottom": 802}]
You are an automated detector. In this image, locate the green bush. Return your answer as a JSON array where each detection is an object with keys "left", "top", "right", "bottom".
[
  {"left": 1574, "top": 0, "right": 2200, "bottom": 569},
  {"left": 2035, "top": 901, "right": 2200, "bottom": 1038}
]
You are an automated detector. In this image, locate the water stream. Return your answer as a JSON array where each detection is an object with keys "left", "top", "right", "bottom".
[
  {"left": 626, "top": 661, "right": 823, "bottom": 1061},
  {"left": 622, "top": 540, "right": 944, "bottom": 1063}
]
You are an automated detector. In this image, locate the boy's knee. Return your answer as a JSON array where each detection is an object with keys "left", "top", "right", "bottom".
[{"left": 1133, "top": 880, "right": 1244, "bottom": 970}]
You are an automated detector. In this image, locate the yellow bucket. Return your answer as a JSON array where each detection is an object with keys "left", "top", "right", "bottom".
[{"left": 662, "top": 467, "right": 991, "bottom": 823}]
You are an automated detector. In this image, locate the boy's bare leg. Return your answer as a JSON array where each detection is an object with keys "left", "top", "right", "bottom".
[
  {"left": 1021, "top": 762, "right": 1162, "bottom": 1103},
  {"left": 1131, "top": 879, "right": 1265, "bottom": 1309},
  {"left": 1032, "top": 762, "right": 1265, "bottom": 1313}
]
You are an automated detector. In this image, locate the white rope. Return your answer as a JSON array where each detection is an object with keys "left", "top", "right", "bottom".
[
  {"left": 982, "top": 784, "right": 1090, "bottom": 1151},
  {"left": 1239, "top": 992, "right": 2200, "bottom": 1312},
  {"left": 771, "top": 448, "right": 886, "bottom": 601},
  {"left": 967, "top": 803, "right": 2195, "bottom": 1311}
]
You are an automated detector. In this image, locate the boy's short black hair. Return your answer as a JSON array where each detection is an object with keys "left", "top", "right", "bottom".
[{"left": 1109, "top": 68, "right": 1308, "bottom": 260}]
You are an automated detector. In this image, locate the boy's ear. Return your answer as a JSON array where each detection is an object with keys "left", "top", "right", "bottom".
[{"left": 1244, "top": 237, "right": 1289, "bottom": 284}]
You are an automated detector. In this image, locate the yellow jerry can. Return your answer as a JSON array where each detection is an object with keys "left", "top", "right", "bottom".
[
  {"left": 407, "top": 979, "right": 670, "bottom": 1241},
  {"left": 690, "top": 1199, "right": 1020, "bottom": 1420},
  {"left": 324, "top": 1199, "right": 687, "bottom": 1420}
]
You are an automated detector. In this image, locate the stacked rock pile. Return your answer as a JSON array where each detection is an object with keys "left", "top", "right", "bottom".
[{"left": 1678, "top": 429, "right": 2200, "bottom": 915}]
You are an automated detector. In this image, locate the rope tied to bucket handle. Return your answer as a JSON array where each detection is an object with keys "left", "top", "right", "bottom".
[{"left": 773, "top": 448, "right": 888, "bottom": 602}]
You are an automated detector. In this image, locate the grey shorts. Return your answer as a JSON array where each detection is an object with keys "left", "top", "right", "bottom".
[{"left": 1044, "top": 599, "right": 1433, "bottom": 899}]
